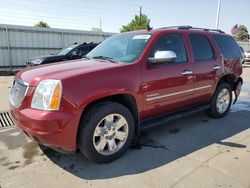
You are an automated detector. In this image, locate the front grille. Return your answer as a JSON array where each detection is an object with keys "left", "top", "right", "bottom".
[
  {"left": 0, "top": 111, "right": 15, "bottom": 129},
  {"left": 9, "top": 79, "right": 29, "bottom": 108}
]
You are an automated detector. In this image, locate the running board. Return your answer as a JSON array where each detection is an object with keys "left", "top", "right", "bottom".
[{"left": 141, "top": 104, "right": 210, "bottom": 130}]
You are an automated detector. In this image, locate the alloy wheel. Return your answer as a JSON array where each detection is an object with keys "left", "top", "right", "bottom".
[{"left": 93, "top": 114, "right": 129, "bottom": 155}]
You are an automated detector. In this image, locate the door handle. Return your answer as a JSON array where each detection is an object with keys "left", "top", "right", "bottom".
[
  {"left": 181, "top": 70, "right": 193, "bottom": 75},
  {"left": 213, "top": 65, "right": 221, "bottom": 70}
]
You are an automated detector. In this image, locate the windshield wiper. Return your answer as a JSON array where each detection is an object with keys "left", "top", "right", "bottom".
[{"left": 92, "top": 56, "right": 118, "bottom": 63}]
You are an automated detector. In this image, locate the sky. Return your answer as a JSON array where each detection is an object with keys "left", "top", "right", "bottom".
[{"left": 0, "top": 0, "right": 249, "bottom": 34}]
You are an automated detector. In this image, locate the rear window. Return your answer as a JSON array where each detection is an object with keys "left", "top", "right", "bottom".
[
  {"left": 189, "top": 34, "right": 214, "bottom": 61},
  {"left": 213, "top": 35, "right": 241, "bottom": 58}
]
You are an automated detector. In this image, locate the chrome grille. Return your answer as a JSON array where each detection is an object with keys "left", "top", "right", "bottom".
[{"left": 9, "top": 79, "right": 29, "bottom": 108}]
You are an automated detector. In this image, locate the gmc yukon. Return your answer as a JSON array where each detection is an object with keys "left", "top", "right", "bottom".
[{"left": 9, "top": 26, "right": 243, "bottom": 163}]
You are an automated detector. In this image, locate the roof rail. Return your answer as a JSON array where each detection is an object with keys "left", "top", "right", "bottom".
[
  {"left": 157, "top": 25, "right": 192, "bottom": 30},
  {"left": 158, "top": 26, "right": 225, "bottom": 33}
]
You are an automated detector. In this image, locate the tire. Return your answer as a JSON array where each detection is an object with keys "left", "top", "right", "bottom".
[
  {"left": 207, "top": 82, "right": 232, "bottom": 118},
  {"left": 78, "top": 102, "right": 135, "bottom": 163}
]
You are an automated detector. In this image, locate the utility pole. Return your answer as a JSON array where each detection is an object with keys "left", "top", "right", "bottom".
[
  {"left": 139, "top": 6, "right": 142, "bottom": 26},
  {"left": 99, "top": 18, "right": 102, "bottom": 41},
  {"left": 215, "top": 0, "right": 221, "bottom": 29},
  {"left": 100, "top": 18, "right": 102, "bottom": 31}
]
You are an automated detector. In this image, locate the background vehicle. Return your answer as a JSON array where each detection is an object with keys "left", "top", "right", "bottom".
[
  {"left": 10, "top": 26, "right": 243, "bottom": 163},
  {"left": 244, "top": 50, "right": 250, "bottom": 63},
  {"left": 239, "top": 46, "right": 245, "bottom": 63},
  {"left": 26, "top": 42, "right": 98, "bottom": 66}
]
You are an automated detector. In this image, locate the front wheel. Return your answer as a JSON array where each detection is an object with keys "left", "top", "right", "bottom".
[
  {"left": 78, "top": 102, "right": 135, "bottom": 163},
  {"left": 207, "top": 83, "right": 232, "bottom": 118}
]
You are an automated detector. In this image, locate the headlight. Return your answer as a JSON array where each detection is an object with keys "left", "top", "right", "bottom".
[
  {"left": 31, "top": 59, "right": 43, "bottom": 64},
  {"left": 31, "top": 79, "right": 62, "bottom": 110}
]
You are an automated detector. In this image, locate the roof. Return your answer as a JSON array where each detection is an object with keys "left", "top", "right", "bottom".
[{"left": 155, "top": 26, "right": 225, "bottom": 33}]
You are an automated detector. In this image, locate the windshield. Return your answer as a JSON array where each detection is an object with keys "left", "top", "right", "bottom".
[
  {"left": 87, "top": 33, "right": 151, "bottom": 63},
  {"left": 57, "top": 44, "right": 78, "bottom": 55}
]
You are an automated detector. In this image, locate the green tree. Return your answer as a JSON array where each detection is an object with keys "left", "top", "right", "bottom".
[
  {"left": 236, "top": 25, "right": 249, "bottom": 42},
  {"left": 34, "top": 21, "right": 50, "bottom": 28},
  {"left": 120, "top": 13, "right": 151, "bottom": 32}
]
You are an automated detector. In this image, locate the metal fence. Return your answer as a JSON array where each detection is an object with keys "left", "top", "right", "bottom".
[
  {"left": 1, "top": 24, "right": 249, "bottom": 71},
  {"left": 238, "top": 42, "right": 250, "bottom": 51},
  {"left": 0, "top": 24, "right": 114, "bottom": 70}
]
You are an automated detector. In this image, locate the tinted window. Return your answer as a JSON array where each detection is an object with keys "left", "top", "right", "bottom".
[
  {"left": 89, "top": 45, "right": 97, "bottom": 51},
  {"left": 150, "top": 34, "right": 187, "bottom": 63},
  {"left": 81, "top": 44, "right": 97, "bottom": 55},
  {"left": 81, "top": 46, "right": 91, "bottom": 56},
  {"left": 213, "top": 35, "right": 241, "bottom": 58},
  {"left": 189, "top": 34, "right": 214, "bottom": 61},
  {"left": 68, "top": 47, "right": 84, "bottom": 57}
]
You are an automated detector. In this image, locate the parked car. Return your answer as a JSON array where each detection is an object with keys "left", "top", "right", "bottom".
[
  {"left": 10, "top": 26, "right": 243, "bottom": 163},
  {"left": 239, "top": 46, "right": 245, "bottom": 63},
  {"left": 26, "top": 43, "right": 98, "bottom": 67},
  {"left": 244, "top": 50, "right": 250, "bottom": 62}
]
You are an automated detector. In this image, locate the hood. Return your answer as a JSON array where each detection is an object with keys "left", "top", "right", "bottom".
[
  {"left": 17, "top": 59, "right": 124, "bottom": 86},
  {"left": 27, "top": 54, "right": 65, "bottom": 64},
  {"left": 28, "top": 54, "right": 62, "bottom": 61}
]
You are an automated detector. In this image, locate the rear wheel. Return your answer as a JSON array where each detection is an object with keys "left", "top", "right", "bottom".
[
  {"left": 208, "top": 83, "right": 232, "bottom": 118},
  {"left": 78, "top": 102, "right": 135, "bottom": 163}
]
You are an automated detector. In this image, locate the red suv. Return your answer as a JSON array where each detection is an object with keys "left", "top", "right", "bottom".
[{"left": 9, "top": 26, "right": 243, "bottom": 163}]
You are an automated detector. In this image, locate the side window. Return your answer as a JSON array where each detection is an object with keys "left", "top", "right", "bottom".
[
  {"left": 150, "top": 34, "right": 187, "bottom": 63},
  {"left": 81, "top": 46, "right": 90, "bottom": 56},
  {"left": 68, "top": 47, "right": 80, "bottom": 57},
  {"left": 213, "top": 35, "right": 241, "bottom": 58},
  {"left": 89, "top": 45, "right": 96, "bottom": 51},
  {"left": 189, "top": 34, "right": 214, "bottom": 61},
  {"left": 70, "top": 46, "right": 87, "bottom": 57}
]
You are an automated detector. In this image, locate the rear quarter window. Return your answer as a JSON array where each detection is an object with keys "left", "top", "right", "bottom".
[{"left": 213, "top": 35, "right": 241, "bottom": 58}]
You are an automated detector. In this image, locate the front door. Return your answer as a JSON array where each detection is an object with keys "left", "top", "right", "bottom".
[{"left": 141, "top": 33, "right": 194, "bottom": 119}]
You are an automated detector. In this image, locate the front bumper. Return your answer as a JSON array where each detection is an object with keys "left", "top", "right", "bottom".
[
  {"left": 10, "top": 106, "right": 81, "bottom": 152},
  {"left": 233, "top": 78, "right": 243, "bottom": 104}
]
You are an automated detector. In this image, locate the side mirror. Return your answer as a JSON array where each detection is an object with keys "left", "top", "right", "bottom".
[{"left": 148, "top": 50, "right": 177, "bottom": 64}]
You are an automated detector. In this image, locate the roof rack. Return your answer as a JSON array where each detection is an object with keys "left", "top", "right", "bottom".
[
  {"left": 158, "top": 25, "right": 225, "bottom": 33},
  {"left": 157, "top": 25, "right": 192, "bottom": 30}
]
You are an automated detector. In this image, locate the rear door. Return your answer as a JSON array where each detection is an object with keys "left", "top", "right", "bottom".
[
  {"left": 142, "top": 33, "right": 194, "bottom": 118},
  {"left": 188, "top": 33, "right": 221, "bottom": 104}
]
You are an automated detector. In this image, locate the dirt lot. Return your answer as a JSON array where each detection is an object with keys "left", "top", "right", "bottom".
[{"left": 0, "top": 64, "right": 250, "bottom": 188}]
